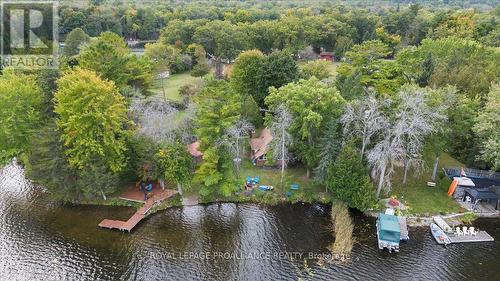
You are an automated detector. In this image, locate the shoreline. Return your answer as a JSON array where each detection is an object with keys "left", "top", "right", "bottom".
[{"left": 79, "top": 193, "right": 495, "bottom": 229}]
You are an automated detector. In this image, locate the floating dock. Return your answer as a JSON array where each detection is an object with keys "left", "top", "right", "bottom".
[
  {"left": 98, "top": 188, "right": 177, "bottom": 232},
  {"left": 448, "top": 231, "right": 495, "bottom": 244},
  {"left": 431, "top": 215, "right": 495, "bottom": 244},
  {"left": 398, "top": 216, "right": 409, "bottom": 240}
]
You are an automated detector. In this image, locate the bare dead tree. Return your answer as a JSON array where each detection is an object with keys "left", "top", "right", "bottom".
[
  {"left": 219, "top": 119, "right": 254, "bottom": 175},
  {"left": 392, "top": 85, "right": 447, "bottom": 185},
  {"left": 129, "top": 96, "right": 179, "bottom": 144},
  {"left": 269, "top": 105, "right": 293, "bottom": 187},
  {"left": 367, "top": 133, "right": 405, "bottom": 199},
  {"left": 341, "top": 93, "right": 390, "bottom": 160}
]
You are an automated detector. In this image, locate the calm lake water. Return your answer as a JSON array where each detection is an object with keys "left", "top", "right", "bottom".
[{"left": 1, "top": 163, "right": 499, "bottom": 281}]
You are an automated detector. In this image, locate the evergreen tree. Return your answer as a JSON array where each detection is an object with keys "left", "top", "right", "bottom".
[
  {"left": 63, "top": 28, "right": 90, "bottom": 57},
  {"left": 416, "top": 52, "right": 435, "bottom": 87},
  {"left": 326, "top": 144, "right": 376, "bottom": 211}
]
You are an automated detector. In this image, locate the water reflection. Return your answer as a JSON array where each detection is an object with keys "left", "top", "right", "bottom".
[{"left": 0, "top": 163, "right": 499, "bottom": 280}]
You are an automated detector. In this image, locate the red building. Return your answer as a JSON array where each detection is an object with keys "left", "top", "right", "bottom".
[{"left": 319, "top": 51, "right": 334, "bottom": 61}]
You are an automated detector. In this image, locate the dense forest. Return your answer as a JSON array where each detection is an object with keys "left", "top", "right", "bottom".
[{"left": 1, "top": 0, "right": 498, "bottom": 210}]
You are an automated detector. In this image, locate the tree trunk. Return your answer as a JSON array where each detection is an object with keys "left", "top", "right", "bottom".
[
  {"left": 280, "top": 124, "right": 286, "bottom": 188},
  {"left": 431, "top": 156, "right": 439, "bottom": 182},
  {"left": 177, "top": 182, "right": 183, "bottom": 196},
  {"left": 403, "top": 159, "right": 409, "bottom": 186},
  {"left": 215, "top": 60, "right": 223, "bottom": 79},
  {"left": 376, "top": 165, "right": 386, "bottom": 199},
  {"left": 100, "top": 188, "right": 107, "bottom": 201},
  {"left": 360, "top": 140, "right": 366, "bottom": 162}
]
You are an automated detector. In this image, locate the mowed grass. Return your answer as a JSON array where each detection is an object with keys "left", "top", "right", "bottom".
[
  {"left": 234, "top": 160, "right": 330, "bottom": 204},
  {"left": 389, "top": 150, "right": 464, "bottom": 216},
  {"left": 149, "top": 71, "right": 202, "bottom": 102},
  {"left": 298, "top": 60, "right": 341, "bottom": 78}
]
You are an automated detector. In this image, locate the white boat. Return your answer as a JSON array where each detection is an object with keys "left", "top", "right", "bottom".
[{"left": 430, "top": 223, "right": 451, "bottom": 245}]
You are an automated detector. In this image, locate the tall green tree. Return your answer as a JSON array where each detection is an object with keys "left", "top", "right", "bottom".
[
  {"left": 63, "top": 27, "right": 90, "bottom": 57},
  {"left": 396, "top": 36, "right": 498, "bottom": 100},
  {"left": 54, "top": 68, "right": 130, "bottom": 173},
  {"left": 230, "top": 49, "right": 267, "bottom": 105},
  {"left": 259, "top": 50, "right": 299, "bottom": 107},
  {"left": 78, "top": 32, "right": 131, "bottom": 87},
  {"left": 0, "top": 70, "right": 42, "bottom": 162},
  {"left": 337, "top": 40, "right": 403, "bottom": 95},
  {"left": 193, "top": 20, "right": 249, "bottom": 78},
  {"left": 155, "top": 142, "right": 193, "bottom": 195},
  {"left": 473, "top": 84, "right": 500, "bottom": 171},
  {"left": 265, "top": 77, "right": 345, "bottom": 177},
  {"left": 194, "top": 79, "right": 241, "bottom": 197},
  {"left": 326, "top": 143, "right": 376, "bottom": 211},
  {"left": 78, "top": 31, "right": 152, "bottom": 92}
]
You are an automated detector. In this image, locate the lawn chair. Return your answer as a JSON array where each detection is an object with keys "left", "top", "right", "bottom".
[
  {"left": 469, "top": 227, "right": 477, "bottom": 236},
  {"left": 290, "top": 184, "right": 300, "bottom": 191},
  {"left": 246, "top": 176, "right": 252, "bottom": 185},
  {"left": 456, "top": 227, "right": 463, "bottom": 236},
  {"left": 253, "top": 176, "right": 260, "bottom": 184},
  {"left": 462, "top": 226, "right": 469, "bottom": 236}
]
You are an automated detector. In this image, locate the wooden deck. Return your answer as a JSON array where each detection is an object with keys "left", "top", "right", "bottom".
[
  {"left": 98, "top": 188, "right": 177, "bottom": 232},
  {"left": 119, "top": 182, "right": 166, "bottom": 203},
  {"left": 398, "top": 216, "right": 409, "bottom": 240},
  {"left": 449, "top": 231, "right": 495, "bottom": 243}
]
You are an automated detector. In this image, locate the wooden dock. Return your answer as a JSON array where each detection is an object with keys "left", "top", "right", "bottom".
[
  {"left": 449, "top": 231, "right": 495, "bottom": 244},
  {"left": 398, "top": 216, "right": 409, "bottom": 240},
  {"left": 98, "top": 188, "right": 177, "bottom": 232}
]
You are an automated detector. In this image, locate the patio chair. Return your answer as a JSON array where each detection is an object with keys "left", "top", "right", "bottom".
[
  {"left": 253, "top": 176, "right": 260, "bottom": 184},
  {"left": 469, "top": 227, "right": 477, "bottom": 236},
  {"left": 456, "top": 227, "right": 463, "bottom": 236},
  {"left": 462, "top": 226, "right": 469, "bottom": 235}
]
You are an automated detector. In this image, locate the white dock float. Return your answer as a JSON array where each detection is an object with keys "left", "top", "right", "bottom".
[
  {"left": 449, "top": 231, "right": 495, "bottom": 244},
  {"left": 398, "top": 216, "right": 409, "bottom": 240}
]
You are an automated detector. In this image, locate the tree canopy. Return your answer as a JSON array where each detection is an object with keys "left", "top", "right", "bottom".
[
  {"left": 0, "top": 70, "right": 42, "bottom": 162},
  {"left": 266, "top": 77, "right": 345, "bottom": 176},
  {"left": 54, "top": 68, "right": 130, "bottom": 173}
]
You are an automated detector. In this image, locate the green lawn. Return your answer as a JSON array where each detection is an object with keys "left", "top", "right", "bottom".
[
  {"left": 298, "top": 60, "right": 340, "bottom": 78},
  {"left": 389, "top": 151, "right": 464, "bottom": 216},
  {"left": 233, "top": 160, "right": 331, "bottom": 204},
  {"left": 149, "top": 71, "right": 202, "bottom": 102},
  {"left": 189, "top": 159, "right": 331, "bottom": 205},
  {"left": 326, "top": 61, "right": 341, "bottom": 78}
]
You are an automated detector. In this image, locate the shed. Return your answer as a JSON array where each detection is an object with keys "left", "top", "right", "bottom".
[
  {"left": 319, "top": 51, "right": 334, "bottom": 61},
  {"left": 463, "top": 188, "right": 500, "bottom": 211}
]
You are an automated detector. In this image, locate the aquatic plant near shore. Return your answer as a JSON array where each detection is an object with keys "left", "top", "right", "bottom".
[{"left": 329, "top": 201, "right": 354, "bottom": 257}]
